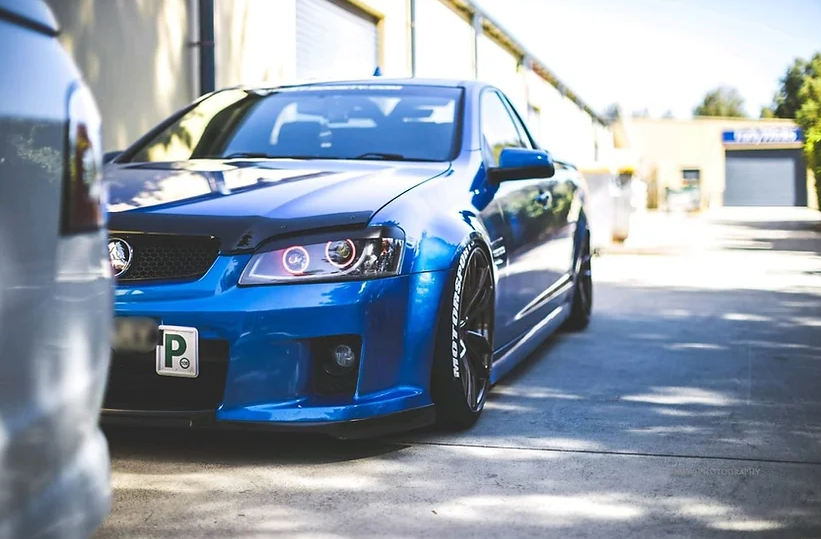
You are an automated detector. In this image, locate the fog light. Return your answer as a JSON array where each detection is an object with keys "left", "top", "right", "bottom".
[{"left": 332, "top": 344, "right": 356, "bottom": 368}]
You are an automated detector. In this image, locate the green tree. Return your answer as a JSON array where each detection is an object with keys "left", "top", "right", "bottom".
[
  {"left": 771, "top": 53, "right": 821, "bottom": 207},
  {"left": 772, "top": 58, "right": 817, "bottom": 118},
  {"left": 794, "top": 54, "right": 821, "bottom": 206},
  {"left": 693, "top": 86, "right": 747, "bottom": 117},
  {"left": 760, "top": 106, "right": 776, "bottom": 119},
  {"left": 603, "top": 103, "right": 621, "bottom": 122}
]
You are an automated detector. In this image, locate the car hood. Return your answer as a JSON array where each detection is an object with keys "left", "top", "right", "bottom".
[{"left": 105, "top": 159, "right": 450, "bottom": 252}]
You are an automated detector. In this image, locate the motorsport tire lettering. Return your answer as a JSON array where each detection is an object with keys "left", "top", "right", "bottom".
[{"left": 451, "top": 247, "right": 470, "bottom": 379}]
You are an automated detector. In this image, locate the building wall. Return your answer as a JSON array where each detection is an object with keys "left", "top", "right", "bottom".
[
  {"left": 350, "top": 0, "right": 411, "bottom": 78},
  {"left": 476, "top": 34, "right": 525, "bottom": 113},
  {"left": 627, "top": 117, "right": 803, "bottom": 208},
  {"left": 215, "top": 0, "right": 297, "bottom": 88},
  {"left": 46, "top": 0, "right": 195, "bottom": 153},
  {"left": 414, "top": 0, "right": 473, "bottom": 79},
  {"left": 47, "top": 0, "right": 610, "bottom": 165}
]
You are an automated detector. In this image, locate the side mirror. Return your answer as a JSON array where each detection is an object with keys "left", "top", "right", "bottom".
[
  {"left": 488, "top": 148, "right": 555, "bottom": 184},
  {"left": 103, "top": 151, "right": 123, "bottom": 164}
]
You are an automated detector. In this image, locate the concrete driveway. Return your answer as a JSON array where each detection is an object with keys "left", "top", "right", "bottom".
[{"left": 95, "top": 208, "right": 821, "bottom": 539}]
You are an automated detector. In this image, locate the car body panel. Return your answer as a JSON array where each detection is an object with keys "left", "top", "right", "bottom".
[
  {"left": 107, "top": 159, "right": 450, "bottom": 252},
  {"left": 114, "top": 266, "right": 448, "bottom": 422},
  {"left": 0, "top": 7, "right": 111, "bottom": 539},
  {"left": 104, "top": 78, "right": 589, "bottom": 434}
]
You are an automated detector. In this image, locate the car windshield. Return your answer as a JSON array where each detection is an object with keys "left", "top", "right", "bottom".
[{"left": 121, "top": 85, "right": 463, "bottom": 163}]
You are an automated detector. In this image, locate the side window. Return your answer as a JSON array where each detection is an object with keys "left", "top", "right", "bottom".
[
  {"left": 480, "top": 91, "right": 525, "bottom": 166},
  {"left": 502, "top": 96, "right": 535, "bottom": 150}
]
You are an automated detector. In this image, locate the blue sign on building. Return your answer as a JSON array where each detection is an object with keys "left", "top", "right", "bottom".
[{"left": 722, "top": 126, "right": 803, "bottom": 146}]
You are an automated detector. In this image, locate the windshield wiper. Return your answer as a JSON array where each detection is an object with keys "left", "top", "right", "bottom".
[{"left": 353, "top": 152, "right": 408, "bottom": 161}]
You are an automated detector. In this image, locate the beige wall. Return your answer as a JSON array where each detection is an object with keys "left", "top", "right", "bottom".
[
  {"left": 348, "top": 0, "right": 412, "bottom": 78},
  {"left": 215, "top": 0, "right": 297, "bottom": 88},
  {"left": 626, "top": 117, "right": 802, "bottom": 209},
  {"left": 48, "top": 0, "right": 195, "bottom": 153}
]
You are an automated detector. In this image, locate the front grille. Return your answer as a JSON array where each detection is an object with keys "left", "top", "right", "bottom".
[
  {"left": 104, "top": 340, "right": 229, "bottom": 411},
  {"left": 112, "top": 233, "right": 220, "bottom": 282}
]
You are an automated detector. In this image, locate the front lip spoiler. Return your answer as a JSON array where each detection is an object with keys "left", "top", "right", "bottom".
[{"left": 100, "top": 404, "right": 436, "bottom": 440}]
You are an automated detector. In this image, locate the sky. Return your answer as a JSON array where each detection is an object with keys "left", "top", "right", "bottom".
[{"left": 472, "top": 0, "right": 821, "bottom": 119}]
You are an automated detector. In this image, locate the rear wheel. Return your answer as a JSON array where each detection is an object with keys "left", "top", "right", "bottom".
[
  {"left": 563, "top": 230, "right": 592, "bottom": 332},
  {"left": 432, "top": 241, "right": 495, "bottom": 430}
]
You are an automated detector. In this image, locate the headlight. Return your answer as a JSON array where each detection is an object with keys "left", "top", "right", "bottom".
[{"left": 239, "top": 227, "right": 405, "bottom": 285}]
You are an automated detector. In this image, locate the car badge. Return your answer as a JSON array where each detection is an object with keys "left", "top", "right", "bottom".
[{"left": 108, "top": 238, "right": 133, "bottom": 278}]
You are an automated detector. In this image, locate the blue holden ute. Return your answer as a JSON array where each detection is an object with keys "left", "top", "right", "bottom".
[{"left": 103, "top": 79, "right": 593, "bottom": 438}]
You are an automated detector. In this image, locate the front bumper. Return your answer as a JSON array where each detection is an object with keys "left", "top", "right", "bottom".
[{"left": 104, "top": 256, "right": 449, "bottom": 435}]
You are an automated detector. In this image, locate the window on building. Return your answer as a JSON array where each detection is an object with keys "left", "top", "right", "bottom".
[{"left": 682, "top": 168, "right": 701, "bottom": 186}]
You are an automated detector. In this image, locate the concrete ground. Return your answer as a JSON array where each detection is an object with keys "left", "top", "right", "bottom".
[{"left": 95, "top": 208, "right": 821, "bottom": 539}]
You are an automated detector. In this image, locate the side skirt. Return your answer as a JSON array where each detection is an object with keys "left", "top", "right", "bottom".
[{"left": 489, "top": 303, "right": 570, "bottom": 384}]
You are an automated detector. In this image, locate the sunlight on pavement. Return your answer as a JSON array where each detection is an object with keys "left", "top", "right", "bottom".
[
  {"left": 436, "top": 494, "right": 644, "bottom": 522},
  {"left": 490, "top": 386, "right": 584, "bottom": 400},
  {"left": 722, "top": 312, "right": 773, "bottom": 322},
  {"left": 664, "top": 342, "right": 727, "bottom": 351},
  {"left": 621, "top": 387, "right": 738, "bottom": 406},
  {"left": 711, "top": 519, "right": 784, "bottom": 531},
  {"left": 112, "top": 469, "right": 383, "bottom": 493}
]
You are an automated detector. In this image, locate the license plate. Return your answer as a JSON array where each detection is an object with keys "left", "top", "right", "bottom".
[
  {"left": 156, "top": 325, "right": 199, "bottom": 378},
  {"left": 113, "top": 317, "right": 160, "bottom": 353}
]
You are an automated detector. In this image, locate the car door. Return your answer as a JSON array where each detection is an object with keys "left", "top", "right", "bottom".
[
  {"left": 500, "top": 95, "right": 576, "bottom": 294},
  {"left": 544, "top": 161, "right": 581, "bottom": 284},
  {"left": 479, "top": 89, "right": 556, "bottom": 348}
]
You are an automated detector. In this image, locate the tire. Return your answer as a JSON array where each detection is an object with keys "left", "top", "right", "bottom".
[
  {"left": 431, "top": 240, "right": 495, "bottom": 430},
  {"left": 563, "top": 228, "right": 593, "bottom": 332}
]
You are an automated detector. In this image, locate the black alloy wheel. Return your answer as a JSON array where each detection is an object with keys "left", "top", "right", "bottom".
[{"left": 432, "top": 241, "right": 495, "bottom": 429}]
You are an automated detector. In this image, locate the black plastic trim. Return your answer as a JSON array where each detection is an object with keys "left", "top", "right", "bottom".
[
  {"left": 0, "top": 5, "right": 59, "bottom": 36},
  {"left": 100, "top": 404, "right": 436, "bottom": 440}
]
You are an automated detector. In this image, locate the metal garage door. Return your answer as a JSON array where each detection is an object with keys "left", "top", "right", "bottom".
[
  {"left": 296, "top": 0, "right": 378, "bottom": 81},
  {"left": 724, "top": 149, "right": 804, "bottom": 206}
]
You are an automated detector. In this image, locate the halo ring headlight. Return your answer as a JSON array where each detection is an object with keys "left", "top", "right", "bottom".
[
  {"left": 282, "top": 245, "right": 310, "bottom": 275},
  {"left": 325, "top": 239, "right": 357, "bottom": 269},
  {"left": 238, "top": 226, "right": 405, "bottom": 285}
]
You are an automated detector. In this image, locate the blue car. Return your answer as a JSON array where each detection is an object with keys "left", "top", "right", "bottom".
[{"left": 103, "top": 79, "right": 592, "bottom": 437}]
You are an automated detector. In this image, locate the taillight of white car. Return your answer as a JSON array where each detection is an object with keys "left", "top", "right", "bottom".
[{"left": 61, "top": 82, "right": 106, "bottom": 235}]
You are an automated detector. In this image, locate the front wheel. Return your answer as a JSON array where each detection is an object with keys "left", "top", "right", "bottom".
[{"left": 431, "top": 241, "right": 495, "bottom": 430}]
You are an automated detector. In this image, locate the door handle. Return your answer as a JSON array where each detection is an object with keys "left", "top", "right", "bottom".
[{"left": 536, "top": 190, "right": 553, "bottom": 208}]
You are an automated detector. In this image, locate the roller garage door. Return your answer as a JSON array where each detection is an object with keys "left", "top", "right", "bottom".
[
  {"left": 724, "top": 149, "right": 806, "bottom": 206},
  {"left": 296, "top": 0, "right": 378, "bottom": 81}
]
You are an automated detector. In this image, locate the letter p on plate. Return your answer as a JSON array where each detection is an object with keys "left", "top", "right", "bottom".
[{"left": 156, "top": 325, "right": 199, "bottom": 378}]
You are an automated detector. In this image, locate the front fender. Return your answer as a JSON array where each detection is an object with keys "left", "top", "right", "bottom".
[{"left": 369, "top": 170, "right": 494, "bottom": 275}]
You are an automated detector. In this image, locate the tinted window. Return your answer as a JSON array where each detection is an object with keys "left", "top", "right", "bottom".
[
  {"left": 122, "top": 85, "right": 463, "bottom": 163},
  {"left": 503, "top": 97, "right": 534, "bottom": 150},
  {"left": 481, "top": 91, "right": 525, "bottom": 166}
]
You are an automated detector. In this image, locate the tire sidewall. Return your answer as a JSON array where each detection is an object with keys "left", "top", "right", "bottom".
[{"left": 431, "top": 238, "right": 493, "bottom": 428}]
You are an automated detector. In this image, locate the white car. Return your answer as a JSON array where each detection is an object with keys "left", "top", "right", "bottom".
[{"left": 0, "top": 2, "right": 112, "bottom": 538}]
